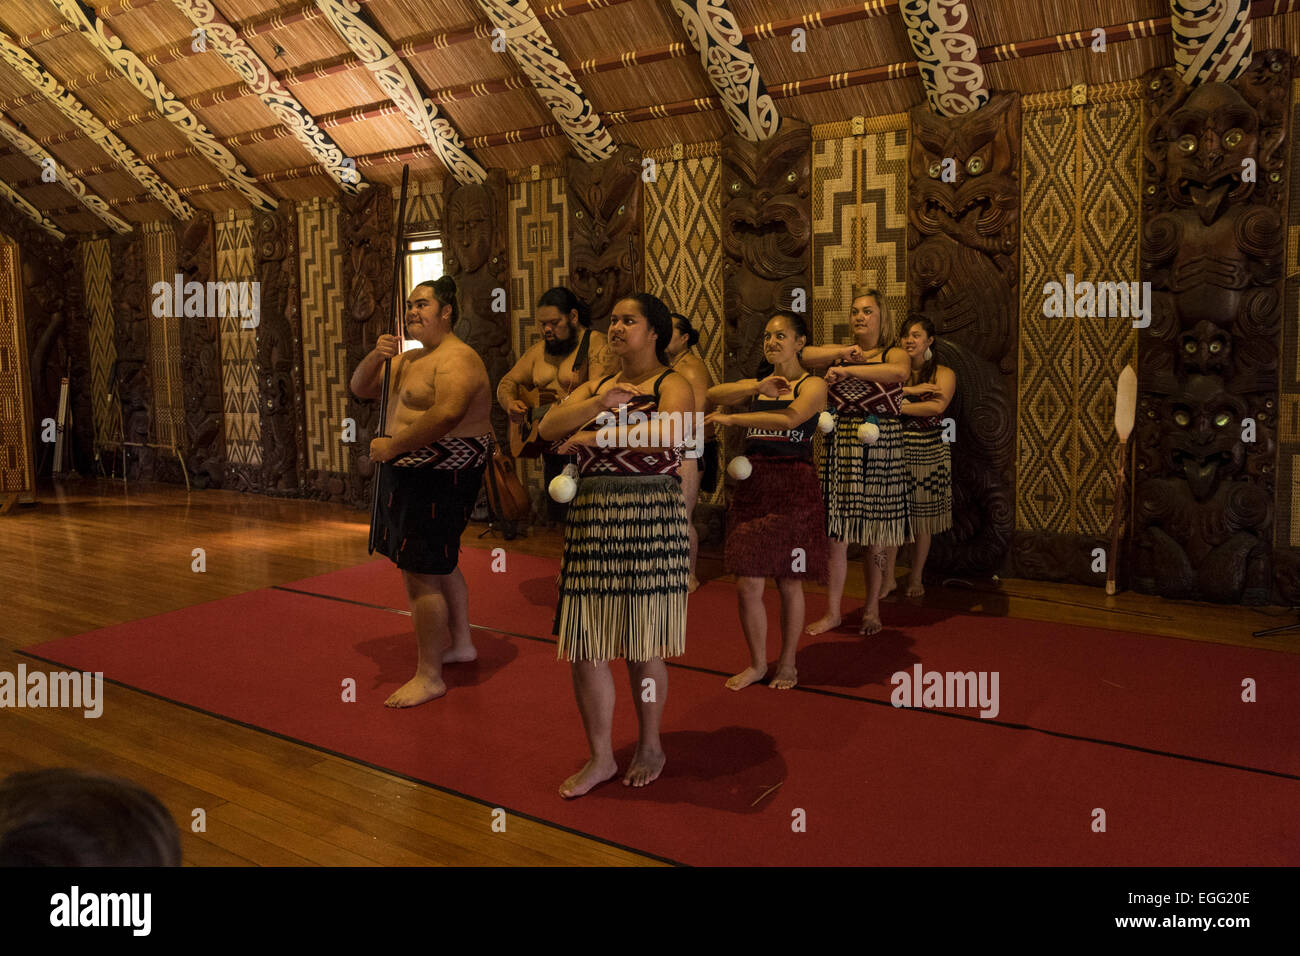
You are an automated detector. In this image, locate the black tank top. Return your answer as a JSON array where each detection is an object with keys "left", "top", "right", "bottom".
[{"left": 745, "top": 375, "right": 819, "bottom": 461}]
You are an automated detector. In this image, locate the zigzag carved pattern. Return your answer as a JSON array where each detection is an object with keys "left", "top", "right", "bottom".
[
  {"left": 296, "top": 201, "right": 349, "bottom": 474},
  {"left": 1280, "top": 83, "right": 1300, "bottom": 549},
  {"left": 644, "top": 155, "right": 725, "bottom": 505},
  {"left": 82, "top": 238, "right": 117, "bottom": 450},
  {"left": 216, "top": 213, "right": 260, "bottom": 468}
]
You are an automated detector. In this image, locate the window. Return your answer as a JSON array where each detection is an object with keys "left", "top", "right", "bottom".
[{"left": 404, "top": 234, "right": 443, "bottom": 293}]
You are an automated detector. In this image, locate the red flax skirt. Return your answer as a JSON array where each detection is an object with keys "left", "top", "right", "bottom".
[{"left": 724, "top": 455, "right": 828, "bottom": 581}]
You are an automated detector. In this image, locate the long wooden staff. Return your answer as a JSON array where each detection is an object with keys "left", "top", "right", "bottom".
[
  {"left": 1106, "top": 365, "right": 1137, "bottom": 595},
  {"left": 368, "top": 165, "right": 411, "bottom": 554}
]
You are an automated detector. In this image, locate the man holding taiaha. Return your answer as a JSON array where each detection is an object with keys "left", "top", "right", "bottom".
[
  {"left": 350, "top": 277, "right": 493, "bottom": 707},
  {"left": 496, "top": 287, "right": 613, "bottom": 520}
]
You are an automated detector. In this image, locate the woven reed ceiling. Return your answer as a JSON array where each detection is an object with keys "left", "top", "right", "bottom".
[{"left": 1, "top": 0, "right": 1299, "bottom": 236}]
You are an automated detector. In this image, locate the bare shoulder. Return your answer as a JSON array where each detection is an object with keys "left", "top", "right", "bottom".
[{"left": 443, "top": 337, "right": 488, "bottom": 376}]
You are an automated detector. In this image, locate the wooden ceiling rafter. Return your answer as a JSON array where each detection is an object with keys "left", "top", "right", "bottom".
[
  {"left": 309, "top": 0, "right": 487, "bottom": 184},
  {"left": 42, "top": 0, "right": 278, "bottom": 209},
  {"left": 0, "top": 112, "right": 132, "bottom": 232},
  {"left": 0, "top": 23, "right": 195, "bottom": 219},
  {"left": 472, "top": 0, "right": 615, "bottom": 162},
  {"left": 0, "top": 174, "right": 68, "bottom": 238},
  {"left": 897, "top": 0, "right": 990, "bottom": 116},
  {"left": 667, "top": 0, "right": 781, "bottom": 140},
  {"left": 0, "top": 0, "right": 634, "bottom": 137},
  {"left": 169, "top": 0, "right": 368, "bottom": 193}
]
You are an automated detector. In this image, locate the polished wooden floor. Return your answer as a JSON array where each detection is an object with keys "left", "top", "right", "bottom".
[{"left": 1, "top": 478, "right": 1293, "bottom": 866}]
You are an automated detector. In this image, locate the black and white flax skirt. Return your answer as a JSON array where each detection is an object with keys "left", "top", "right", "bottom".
[{"left": 554, "top": 474, "right": 689, "bottom": 662}]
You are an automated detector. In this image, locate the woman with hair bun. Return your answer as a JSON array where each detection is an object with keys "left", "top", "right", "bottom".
[
  {"left": 800, "top": 287, "right": 910, "bottom": 637},
  {"left": 666, "top": 311, "right": 715, "bottom": 592},
  {"left": 538, "top": 292, "right": 692, "bottom": 798},
  {"left": 894, "top": 313, "right": 956, "bottom": 597},
  {"left": 707, "top": 311, "right": 827, "bottom": 690}
]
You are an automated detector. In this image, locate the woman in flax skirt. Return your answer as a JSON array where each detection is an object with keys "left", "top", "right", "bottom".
[
  {"left": 666, "top": 311, "right": 715, "bottom": 593},
  {"left": 801, "top": 288, "right": 910, "bottom": 636},
  {"left": 706, "top": 311, "right": 827, "bottom": 691},
  {"left": 894, "top": 313, "right": 956, "bottom": 597},
  {"left": 538, "top": 293, "right": 692, "bottom": 799}
]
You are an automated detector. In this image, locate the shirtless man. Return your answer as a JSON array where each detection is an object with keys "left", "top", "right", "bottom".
[
  {"left": 350, "top": 276, "right": 494, "bottom": 707},
  {"left": 496, "top": 287, "right": 613, "bottom": 519}
]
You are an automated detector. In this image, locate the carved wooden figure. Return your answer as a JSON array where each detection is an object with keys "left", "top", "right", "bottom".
[
  {"left": 567, "top": 144, "right": 644, "bottom": 330},
  {"left": 721, "top": 118, "right": 811, "bottom": 380},
  {"left": 908, "top": 92, "right": 1021, "bottom": 575},
  {"left": 444, "top": 170, "right": 510, "bottom": 447},
  {"left": 254, "top": 205, "right": 307, "bottom": 494},
  {"left": 1136, "top": 52, "right": 1288, "bottom": 603},
  {"left": 176, "top": 215, "right": 225, "bottom": 489}
]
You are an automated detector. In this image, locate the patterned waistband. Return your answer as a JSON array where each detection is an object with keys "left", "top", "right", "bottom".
[
  {"left": 829, "top": 377, "right": 902, "bottom": 416},
  {"left": 904, "top": 415, "right": 945, "bottom": 430},
  {"left": 392, "top": 435, "right": 493, "bottom": 469},
  {"left": 576, "top": 443, "right": 681, "bottom": 477}
]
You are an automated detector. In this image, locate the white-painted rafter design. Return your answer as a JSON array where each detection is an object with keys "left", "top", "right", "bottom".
[
  {"left": 0, "top": 115, "right": 132, "bottom": 233},
  {"left": 171, "top": 0, "right": 368, "bottom": 193},
  {"left": 0, "top": 28, "right": 193, "bottom": 219},
  {"left": 898, "top": 0, "right": 989, "bottom": 117},
  {"left": 312, "top": 0, "right": 487, "bottom": 185},
  {"left": 473, "top": 0, "right": 615, "bottom": 162},
  {"left": 45, "top": 0, "right": 277, "bottom": 209},
  {"left": 669, "top": 0, "right": 779, "bottom": 141},
  {"left": 0, "top": 177, "right": 66, "bottom": 239}
]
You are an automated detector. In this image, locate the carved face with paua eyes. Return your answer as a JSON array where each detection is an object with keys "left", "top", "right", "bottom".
[
  {"left": 911, "top": 94, "right": 1019, "bottom": 244},
  {"left": 1160, "top": 374, "right": 1247, "bottom": 501},
  {"left": 1165, "top": 84, "right": 1258, "bottom": 225},
  {"left": 1179, "top": 320, "right": 1232, "bottom": 375}
]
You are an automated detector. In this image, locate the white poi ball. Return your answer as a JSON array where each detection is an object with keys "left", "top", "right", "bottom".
[
  {"left": 727, "top": 455, "right": 753, "bottom": 480},
  {"left": 858, "top": 421, "right": 880, "bottom": 444},
  {"left": 548, "top": 473, "right": 578, "bottom": 503},
  {"left": 818, "top": 411, "right": 835, "bottom": 434}
]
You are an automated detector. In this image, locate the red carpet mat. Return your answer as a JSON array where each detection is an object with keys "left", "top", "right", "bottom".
[
  {"left": 24, "top": 572, "right": 1300, "bottom": 865},
  {"left": 282, "top": 550, "right": 1300, "bottom": 778}
]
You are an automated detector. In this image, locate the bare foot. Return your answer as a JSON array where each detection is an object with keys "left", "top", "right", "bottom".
[
  {"left": 805, "top": 614, "right": 841, "bottom": 635},
  {"left": 688, "top": 576, "right": 701, "bottom": 594},
  {"left": 623, "top": 746, "right": 666, "bottom": 788},
  {"left": 442, "top": 643, "right": 478, "bottom": 663},
  {"left": 384, "top": 674, "right": 446, "bottom": 707},
  {"left": 906, "top": 582, "right": 925, "bottom": 598},
  {"left": 770, "top": 666, "right": 797, "bottom": 690},
  {"left": 725, "top": 665, "right": 767, "bottom": 691},
  {"left": 858, "top": 615, "right": 882, "bottom": 637},
  {"left": 880, "top": 581, "right": 898, "bottom": 600},
  {"left": 559, "top": 757, "right": 618, "bottom": 799}
]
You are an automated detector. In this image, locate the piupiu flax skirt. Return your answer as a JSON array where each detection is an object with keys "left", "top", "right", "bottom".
[
  {"left": 725, "top": 456, "right": 828, "bottom": 581},
  {"left": 554, "top": 475, "right": 689, "bottom": 662},
  {"left": 903, "top": 424, "right": 952, "bottom": 534},
  {"left": 821, "top": 413, "right": 910, "bottom": 547}
]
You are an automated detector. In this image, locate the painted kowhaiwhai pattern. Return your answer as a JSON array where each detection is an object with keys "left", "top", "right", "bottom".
[
  {"left": 172, "top": 0, "right": 366, "bottom": 193},
  {"left": 47, "top": 0, "right": 276, "bottom": 210},
  {"left": 0, "top": 115, "right": 130, "bottom": 233},
  {"left": 296, "top": 200, "right": 350, "bottom": 474},
  {"left": 215, "top": 212, "right": 260, "bottom": 467},
  {"left": 474, "top": 0, "right": 615, "bottom": 162},
  {"left": 0, "top": 27, "right": 192, "bottom": 219},
  {"left": 1172, "top": 0, "right": 1252, "bottom": 84},
  {"left": 899, "top": 0, "right": 989, "bottom": 117},
  {"left": 669, "top": 0, "right": 778, "bottom": 141}
]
